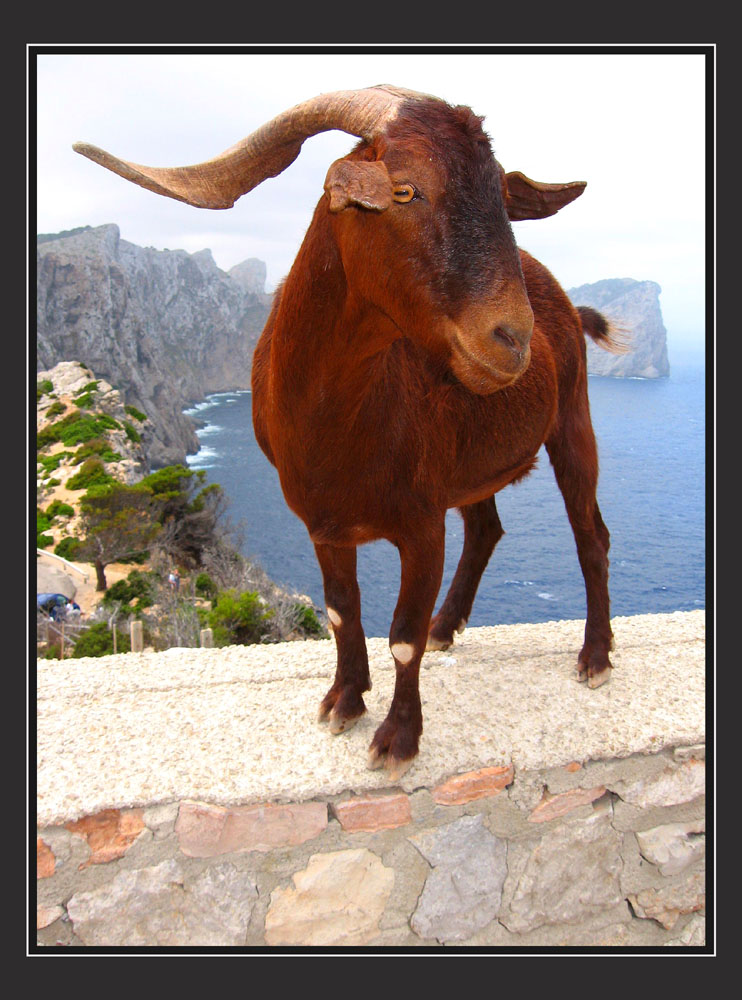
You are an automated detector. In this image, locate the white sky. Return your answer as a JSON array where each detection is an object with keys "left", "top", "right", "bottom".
[{"left": 35, "top": 48, "right": 709, "bottom": 350}]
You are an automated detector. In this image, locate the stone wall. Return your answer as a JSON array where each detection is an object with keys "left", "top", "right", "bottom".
[
  {"left": 36, "top": 748, "right": 706, "bottom": 949},
  {"left": 35, "top": 611, "right": 707, "bottom": 951}
]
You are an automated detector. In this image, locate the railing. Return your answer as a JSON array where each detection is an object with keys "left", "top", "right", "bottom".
[
  {"left": 36, "top": 548, "right": 89, "bottom": 583},
  {"left": 36, "top": 611, "right": 215, "bottom": 657},
  {"left": 36, "top": 615, "right": 90, "bottom": 658}
]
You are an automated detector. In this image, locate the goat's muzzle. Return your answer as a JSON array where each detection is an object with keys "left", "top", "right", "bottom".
[{"left": 448, "top": 300, "right": 534, "bottom": 395}]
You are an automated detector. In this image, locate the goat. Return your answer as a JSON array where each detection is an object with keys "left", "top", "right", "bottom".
[{"left": 75, "top": 85, "right": 620, "bottom": 779}]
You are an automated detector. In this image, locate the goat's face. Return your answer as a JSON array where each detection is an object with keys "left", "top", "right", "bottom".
[{"left": 324, "top": 102, "right": 534, "bottom": 394}]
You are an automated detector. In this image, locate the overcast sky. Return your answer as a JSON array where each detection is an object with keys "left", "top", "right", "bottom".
[{"left": 35, "top": 48, "right": 709, "bottom": 351}]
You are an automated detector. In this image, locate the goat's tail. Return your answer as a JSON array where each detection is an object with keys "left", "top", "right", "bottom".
[{"left": 577, "top": 305, "right": 631, "bottom": 354}]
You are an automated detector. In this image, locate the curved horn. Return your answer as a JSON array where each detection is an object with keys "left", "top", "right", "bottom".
[{"left": 73, "top": 85, "right": 431, "bottom": 210}]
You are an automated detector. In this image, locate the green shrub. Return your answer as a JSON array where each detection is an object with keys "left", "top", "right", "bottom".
[
  {"left": 46, "top": 500, "right": 74, "bottom": 518},
  {"left": 206, "top": 589, "right": 274, "bottom": 646},
  {"left": 125, "top": 405, "right": 148, "bottom": 422},
  {"left": 74, "top": 381, "right": 100, "bottom": 397},
  {"left": 37, "top": 379, "right": 54, "bottom": 401},
  {"left": 72, "top": 622, "right": 131, "bottom": 658},
  {"left": 72, "top": 438, "right": 121, "bottom": 464},
  {"left": 101, "top": 569, "right": 156, "bottom": 609},
  {"left": 38, "top": 451, "right": 72, "bottom": 476},
  {"left": 291, "top": 602, "right": 327, "bottom": 637},
  {"left": 45, "top": 400, "right": 66, "bottom": 419},
  {"left": 123, "top": 420, "right": 141, "bottom": 443},
  {"left": 66, "top": 458, "right": 114, "bottom": 490},
  {"left": 37, "top": 410, "right": 121, "bottom": 450},
  {"left": 194, "top": 572, "right": 218, "bottom": 601},
  {"left": 54, "top": 536, "right": 81, "bottom": 561},
  {"left": 37, "top": 509, "right": 55, "bottom": 546}
]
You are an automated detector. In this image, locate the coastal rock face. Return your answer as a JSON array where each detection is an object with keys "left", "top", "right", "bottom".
[
  {"left": 568, "top": 278, "right": 670, "bottom": 378},
  {"left": 37, "top": 360, "right": 153, "bottom": 485},
  {"left": 37, "top": 225, "right": 273, "bottom": 467}
]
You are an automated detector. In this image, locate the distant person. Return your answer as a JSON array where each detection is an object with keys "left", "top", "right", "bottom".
[{"left": 168, "top": 570, "right": 180, "bottom": 592}]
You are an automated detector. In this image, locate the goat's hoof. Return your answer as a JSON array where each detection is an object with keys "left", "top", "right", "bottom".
[
  {"left": 426, "top": 634, "right": 451, "bottom": 652},
  {"left": 576, "top": 665, "right": 612, "bottom": 688},
  {"left": 328, "top": 709, "right": 363, "bottom": 734},
  {"left": 587, "top": 668, "right": 611, "bottom": 689},
  {"left": 366, "top": 747, "right": 414, "bottom": 781},
  {"left": 318, "top": 687, "right": 367, "bottom": 729}
]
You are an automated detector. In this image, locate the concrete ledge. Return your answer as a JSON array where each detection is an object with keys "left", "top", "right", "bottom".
[
  {"left": 36, "top": 611, "right": 707, "bottom": 949},
  {"left": 38, "top": 611, "right": 705, "bottom": 826}
]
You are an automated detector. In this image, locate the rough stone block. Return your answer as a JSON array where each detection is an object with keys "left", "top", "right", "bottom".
[
  {"left": 409, "top": 814, "right": 507, "bottom": 942},
  {"left": 635, "top": 821, "right": 705, "bottom": 876},
  {"left": 432, "top": 765, "right": 513, "bottom": 805},
  {"left": 333, "top": 793, "right": 411, "bottom": 833},
  {"left": 37, "top": 905, "right": 63, "bottom": 929},
  {"left": 612, "top": 759, "right": 705, "bottom": 809},
  {"left": 628, "top": 870, "right": 705, "bottom": 929},
  {"left": 142, "top": 802, "right": 180, "bottom": 840},
  {"left": 664, "top": 912, "right": 706, "bottom": 946},
  {"left": 37, "top": 837, "right": 55, "bottom": 879},
  {"left": 67, "top": 859, "right": 258, "bottom": 946},
  {"left": 528, "top": 786, "right": 606, "bottom": 823},
  {"left": 175, "top": 799, "right": 327, "bottom": 857},
  {"left": 501, "top": 803, "right": 623, "bottom": 934},
  {"left": 264, "top": 848, "right": 394, "bottom": 946},
  {"left": 65, "top": 808, "right": 146, "bottom": 869}
]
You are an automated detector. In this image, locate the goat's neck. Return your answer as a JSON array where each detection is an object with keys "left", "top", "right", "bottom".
[{"left": 270, "top": 216, "right": 401, "bottom": 403}]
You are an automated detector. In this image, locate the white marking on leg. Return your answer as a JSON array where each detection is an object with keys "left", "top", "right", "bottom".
[
  {"left": 391, "top": 641, "right": 415, "bottom": 664},
  {"left": 327, "top": 607, "right": 342, "bottom": 628}
]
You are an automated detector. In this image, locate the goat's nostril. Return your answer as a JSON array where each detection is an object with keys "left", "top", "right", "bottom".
[{"left": 492, "top": 326, "right": 518, "bottom": 351}]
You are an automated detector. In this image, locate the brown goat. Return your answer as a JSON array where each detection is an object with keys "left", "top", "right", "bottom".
[{"left": 75, "top": 86, "right": 620, "bottom": 779}]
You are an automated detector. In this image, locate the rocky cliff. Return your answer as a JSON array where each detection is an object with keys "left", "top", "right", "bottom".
[
  {"left": 37, "top": 225, "right": 273, "bottom": 467},
  {"left": 568, "top": 278, "right": 670, "bottom": 378}
]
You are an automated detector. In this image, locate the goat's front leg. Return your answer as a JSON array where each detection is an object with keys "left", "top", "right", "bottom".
[
  {"left": 315, "top": 542, "right": 371, "bottom": 733},
  {"left": 368, "top": 518, "right": 445, "bottom": 780}
]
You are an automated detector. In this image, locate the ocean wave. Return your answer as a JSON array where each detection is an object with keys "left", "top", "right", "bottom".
[
  {"left": 186, "top": 445, "right": 219, "bottom": 468},
  {"left": 183, "top": 400, "right": 217, "bottom": 415}
]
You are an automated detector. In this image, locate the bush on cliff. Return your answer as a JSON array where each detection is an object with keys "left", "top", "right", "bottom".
[
  {"left": 66, "top": 458, "right": 115, "bottom": 491},
  {"left": 205, "top": 588, "right": 274, "bottom": 646},
  {"left": 72, "top": 622, "right": 131, "bottom": 658}
]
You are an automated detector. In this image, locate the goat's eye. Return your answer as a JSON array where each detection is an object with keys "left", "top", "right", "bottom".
[{"left": 392, "top": 183, "right": 418, "bottom": 203}]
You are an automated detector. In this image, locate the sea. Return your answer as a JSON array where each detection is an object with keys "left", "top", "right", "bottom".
[{"left": 185, "top": 346, "right": 706, "bottom": 639}]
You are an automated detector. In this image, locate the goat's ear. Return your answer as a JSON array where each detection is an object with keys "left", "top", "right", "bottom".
[
  {"left": 324, "top": 159, "right": 392, "bottom": 212},
  {"left": 503, "top": 170, "right": 586, "bottom": 221}
]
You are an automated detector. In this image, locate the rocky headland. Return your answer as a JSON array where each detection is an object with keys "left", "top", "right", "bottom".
[{"left": 568, "top": 277, "right": 670, "bottom": 378}]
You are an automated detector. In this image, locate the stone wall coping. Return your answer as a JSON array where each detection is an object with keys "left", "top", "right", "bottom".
[{"left": 37, "top": 611, "right": 705, "bottom": 828}]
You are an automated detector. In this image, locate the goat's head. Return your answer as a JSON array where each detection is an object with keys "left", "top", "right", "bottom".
[{"left": 74, "top": 85, "right": 586, "bottom": 394}]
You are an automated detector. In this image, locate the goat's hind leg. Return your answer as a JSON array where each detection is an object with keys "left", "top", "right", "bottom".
[
  {"left": 546, "top": 403, "right": 613, "bottom": 688},
  {"left": 315, "top": 543, "right": 371, "bottom": 732},
  {"left": 427, "top": 497, "right": 504, "bottom": 650}
]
